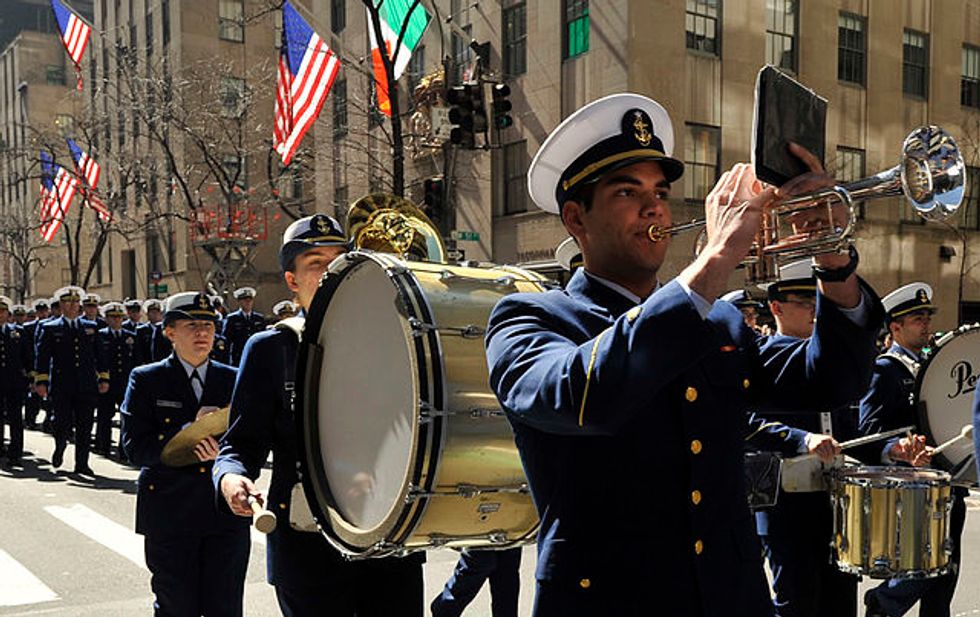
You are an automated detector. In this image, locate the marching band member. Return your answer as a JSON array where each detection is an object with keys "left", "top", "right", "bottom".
[
  {"left": 859, "top": 283, "right": 966, "bottom": 617},
  {"left": 120, "top": 292, "right": 248, "bottom": 617},
  {"left": 35, "top": 286, "right": 109, "bottom": 475},
  {"left": 271, "top": 300, "right": 297, "bottom": 322},
  {"left": 215, "top": 214, "right": 425, "bottom": 616},
  {"left": 222, "top": 287, "right": 265, "bottom": 366},
  {"left": 484, "top": 93, "right": 882, "bottom": 617},
  {"left": 720, "top": 289, "right": 764, "bottom": 332}
]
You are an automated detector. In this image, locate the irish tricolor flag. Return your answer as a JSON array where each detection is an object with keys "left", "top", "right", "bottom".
[{"left": 367, "top": 0, "right": 430, "bottom": 117}]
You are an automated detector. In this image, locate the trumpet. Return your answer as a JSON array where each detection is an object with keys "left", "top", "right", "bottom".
[{"left": 646, "top": 125, "right": 965, "bottom": 283}]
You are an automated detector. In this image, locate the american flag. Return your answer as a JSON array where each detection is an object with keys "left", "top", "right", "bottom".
[
  {"left": 273, "top": 0, "right": 341, "bottom": 167},
  {"left": 50, "top": 0, "right": 91, "bottom": 89},
  {"left": 66, "top": 138, "right": 111, "bottom": 221},
  {"left": 38, "top": 151, "right": 79, "bottom": 242}
]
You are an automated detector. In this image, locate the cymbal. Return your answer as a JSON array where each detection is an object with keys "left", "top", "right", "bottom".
[{"left": 160, "top": 407, "right": 230, "bottom": 467}]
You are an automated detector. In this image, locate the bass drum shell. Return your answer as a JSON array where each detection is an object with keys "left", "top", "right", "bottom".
[
  {"left": 915, "top": 324, "right": 980, "bottom": 486},
  {"left": 296, "top": 251, "right": 545, "bottom": 557}
]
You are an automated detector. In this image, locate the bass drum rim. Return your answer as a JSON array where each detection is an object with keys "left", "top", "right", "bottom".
[
  {"left": 294, "top": 251, "right": 446, "bottom": 557},
  {"left": 914, "top": 324, "right": 980, "bottom": 485}
]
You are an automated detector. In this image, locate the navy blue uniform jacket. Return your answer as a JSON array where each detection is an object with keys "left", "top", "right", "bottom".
[
  {"left": 0, "top": 323, "right": 32, "bottom": 391},
  {"left": 98, "top": 327, "right": 138, "bottom": 398},
  {"left": 221, "top": 310, "right": 266, "bottom": 366},
  {"left": 485, "top": 270, "right": 882, "bottom": 617},
  {"left": 857, "top": 344, "right": 919, "bottom": 463},
  {"left": 121, "top": 355, "right": 247, "bottom": 537},
  {"left": 34, "top": 317, "right": 107, "bottom": 393}
]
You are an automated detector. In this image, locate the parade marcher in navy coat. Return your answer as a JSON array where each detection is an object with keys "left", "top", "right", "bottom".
[
  {"left": 860, "top": 283, "right": 967, "bottom": 617},
  {"left": 221, "top": 287, "right": 265, "bottom": 366},
  {"left": 214, "top": 214, "right": 425, "bottom": 617},
  {"left": 121, "top": 298, "right": 142, "bottom": 332},
  {"left": 121, "top": 291, "right": 249, "bottom": 617},
  {"left": 22, "top": 299, "right": 49, "bottom": 430},
  {"left": 485, "top": 93, "right": 882, "bottom": 617},
  {"left": 0, "top": 295, "right": 32, "bottom": 466},
  {"left": 82, "top": 293, "right": 107, "bottom": 329},
  {"left": 95, "top": 302, "right": 138, "bottom": 456},
  {"left": 744, "top": 261, "right": 866, "bottom": 617},
  {"left": 135, "top": 300, "right": 163, "bottom": 366},
  {"left": 34, "top": 286, "right": 109, "bottom": 475}
]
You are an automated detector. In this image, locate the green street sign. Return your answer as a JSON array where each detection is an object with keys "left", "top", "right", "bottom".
[
  {"left": 152, "top": 283, "right": 168, "bottom": 295},
  {"left": 451, "top": 230, "right": 480, "bottom": 241}
]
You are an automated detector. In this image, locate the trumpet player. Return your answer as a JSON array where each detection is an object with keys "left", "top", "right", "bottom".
[{"left": 484, "top": 93, "right": 883, "bottom": 617}]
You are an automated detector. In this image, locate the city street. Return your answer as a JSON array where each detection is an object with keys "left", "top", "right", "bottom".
[{"left": 0, "top": 427, "right": 978, "bottom": 616}]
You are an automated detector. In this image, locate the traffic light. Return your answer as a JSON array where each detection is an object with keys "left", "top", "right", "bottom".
[
  {"left": 423, "top": 177, "right": 445, "bottom": 227},
  {"left": 447, "top": 84, "right": 486, "bottom": 149},
  {"left": 490, "top": 83, "right": 513, "bottom": 130}
]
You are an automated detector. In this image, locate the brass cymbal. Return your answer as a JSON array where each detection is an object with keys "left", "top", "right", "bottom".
[{"left": 160, "top": 407, "right": 230, "bottom": 467}]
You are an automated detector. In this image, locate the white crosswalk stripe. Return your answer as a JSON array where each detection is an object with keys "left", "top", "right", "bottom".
[
  {"left": 44, "top": 503, "right": 145, "bottom": 569},
  {"left": 0, "top": 549, "right": 59, "bottom": 607}
]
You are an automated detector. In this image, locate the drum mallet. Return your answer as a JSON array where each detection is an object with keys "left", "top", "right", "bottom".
[
  {"left": 248, "top": 495, "right": 278, "bottom": 534},
  {"left": 931, "top": 425, "right": 974, "bottom": 456}
]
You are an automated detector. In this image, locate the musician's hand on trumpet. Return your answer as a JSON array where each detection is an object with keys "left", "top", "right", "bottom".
[
  {"left": 805, "top": 432, "right": 842, "bottom": 465},
  {"left": 221, "top": 472, "right": 263, "bottom": 518}
]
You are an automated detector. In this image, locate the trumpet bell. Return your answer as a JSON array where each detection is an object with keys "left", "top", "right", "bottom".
[
  {"left": 900, "top": 126, "right": 964, "bottom": 221},
  {"left": 347, "top": 193, "right": 448, "bottom": 263}
]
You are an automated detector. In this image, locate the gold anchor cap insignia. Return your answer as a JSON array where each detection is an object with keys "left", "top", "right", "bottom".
[{"left": 632, "top": 111, "right": 652, "bottom": 147}]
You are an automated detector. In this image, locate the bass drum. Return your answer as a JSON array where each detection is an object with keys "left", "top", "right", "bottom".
[
  {"left": 916, "top": 324, "right": 980, "bottom": 486},
  {"left": 296, "top": 251, "right": 546, "bottom": 557}
]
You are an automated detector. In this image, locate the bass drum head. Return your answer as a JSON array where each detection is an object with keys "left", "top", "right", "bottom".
[
  {"left": 916, "top": 325, "right": 980, "bottom": 486},
  {"left": 299, "top": 254, "right": 425, "bottom": 548}
]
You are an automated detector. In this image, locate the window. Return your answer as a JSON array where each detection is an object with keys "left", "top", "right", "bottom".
[
  {"left": 838, "top": 12, "right": 866, "bottom": 86},
  {"left": 333, "top": 79, "right": 347, "bottom": 137},
  {"left": 686, "top": 0, "right": 720, "bottom": 56},
  {"left": 684, "top": 124, "right": 720, "bottom": 204},
  {"left": 331, "top": 0, "right": 345, "bottom": 34},
  {"left": 452, "top": 27, "right": 473, "bottom": 82},
  {"left": 145, "top": 9, "right": 153, "bottom": 53},
  {"left": 222, "top": 155, "right": 246, "bottom": 189},
  {"left": 407, "top": 45, "right": 425, "bottom": 94},
  {"left": 46, "top": 65, "right": 66, "bottom": 85},
  {"left": 219, "top": 77, "right": 245, "bottom": 118},
  {"left": 563, "top": 0, "right": 589, "bottom": 59},
  {"left": 503, "top": 4, "right": 527, "bottom": 77},
  {"left": 219, "top": 0, "right": 244, "bottom": 42},
  {"left": 903, "top": 30, "right": 929, "bottom": 99},
  {"left": 960, "top": 166, "right": 980, "bottom": 230},
  {"left": 55, "top": 114, "right": 74, "bottom": 137},
  {"left": 765, "top": 0, "right": 796, "bottom": 72},
  {"left": 836, "top": 147, "right": 866, "bottom": 217},
  {"left": 502, "top": 141, "right": 528, "bottom": 214},
  {"left": 162, "top": 0, "right": 170, "bottom": 47},
  {"left": 962, "top": 46, "right": 980, "bottom": 108}
]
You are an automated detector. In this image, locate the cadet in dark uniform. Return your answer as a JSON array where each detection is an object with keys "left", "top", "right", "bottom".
[
  {"left": 135, "top": 300, "right": 162, "bottom": 365},
  {"left": 34, "top": 286, "right": 109, "bottom": 475},
  {"left": 95, "top": 302, "right": 138, "bottom": 456},
  {"left": 22, "top": 299, "right": 48, "bottom": 430},
  {"left": 48, "top": 297, "right": 62, "bottom": 319},
  {"left": 121, "top": 291, "right": 249, "bottom": 617},
  {"left": 0, "top": 296, "right": 32, "bottom": 466},
  {"left": 860, "top": 283, "right": 965, "bottom": 617},
  {"left": 746, "top": 260, "right": 862, "bottom": 617},
  {"left": 720, "top": 289, "right": 765, "bottom": 332},
  {"left": 214, "top": 214, "right": 425, "bottom": 617},
  {"left": 271, "top": 300, "right": 297, "bottom": 322},
  {"left": 122, "top": 299, "right": 143, "bottom": 332},
  {"left": 431, "top": 548, "right": 523, "bottom": 617},
  {"left": 11, "top": 304, "right": 28, "bottom": 325},
  {"left": 484, "top": 94, "right": 882, "bottom": 617},
  {"left": 82, "top": 293, "right": 107, "bottom": 329},
  {"left": 209, "top": 297, "right": 231, "bottom": 365},
  {"left": 221, "top": 287, "right": 265, "bottom": 366}
]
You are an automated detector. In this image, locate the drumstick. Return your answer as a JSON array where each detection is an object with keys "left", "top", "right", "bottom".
[
  {"left": 788, "top": 425, "right": 916, "bottom": 462},
  {"left": 248, "top": 495, "right": 277, "bottom": 534},
  {"left": 931, "top": 425, "right": 974, "bottom": 456}
]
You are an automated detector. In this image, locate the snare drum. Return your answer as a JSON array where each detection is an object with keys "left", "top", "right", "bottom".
[
  {"left": 831, "top": 466, "right": 953, "bottom": 579},
  {"left": 917, "top": 324, "right": 980, "bottom": 486},
  {"left": 296, "top": 251, "right": 546, "bottom": 557}
]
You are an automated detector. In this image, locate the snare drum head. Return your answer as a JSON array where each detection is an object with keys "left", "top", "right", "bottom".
[
  {"left": 315, "top": 258, "right": 419, "bottom": 530},
  {"left": 917, "top": 325, "right": 980, "bottom": 485}
]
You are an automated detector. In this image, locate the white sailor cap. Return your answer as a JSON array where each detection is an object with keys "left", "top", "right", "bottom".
[
  {"left": 758, "top": 260, "right": 817, "bottom": 299},
  {"left": 31, "top": 299, "right": 49, "bottom": 311},
  {"left": 11, "top": 304, "right": 27, "bottom": 315},
  {"left": 233, "top": 287, "right": 257, "bottom": 300},
  {"left": 279, "top": 214, "right": 346, "bottom": 271},
  {"left": 102, "top": 302, "right": 126, "bottom": 317},
  {"left": 163, "top": 292, "right": 220, "bottom": 325},
  {"left": 54, "top": 286, "right": 85, "bottom": 303},
  {"left": 142, "top": 299, "right": 164, "bottom": 312},
  {"left": 720, "top": 289, "right": 764, "bottom": 309},
  {"left": 82, "top": 293, "right": 102, "bottom": 306},
  {"left": 527, "top": 93, "right": 683, "bottom": 214},
  {"left": 882, "top": 282, "right": 935, "bottom": 322},
  {"left": 123, "top": 298, "right": 143, "bottom": 311},
  {"left": 555, "top": 237, "right": 583, "bottom": 272},
  {"left": 272, "top": 300, "right": 297, "bottom": 316},
  {"left": 0, "top": 296, "right": 12, "bottom": 311}
]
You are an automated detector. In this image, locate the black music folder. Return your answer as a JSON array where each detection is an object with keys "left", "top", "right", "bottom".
[{"left": 752, "top": 65, "right": 827, "bottom": 186}]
